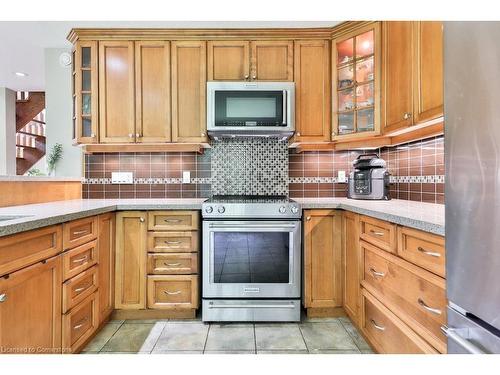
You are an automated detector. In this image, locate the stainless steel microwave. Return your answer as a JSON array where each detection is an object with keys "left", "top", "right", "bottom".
[{"left": 207, "top": 81, "right": 295, "bottom": 139}]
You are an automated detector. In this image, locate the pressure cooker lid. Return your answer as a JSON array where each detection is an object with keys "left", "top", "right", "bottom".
[{"left": 352, "top": 153, "right": 387, "bottom": 169}]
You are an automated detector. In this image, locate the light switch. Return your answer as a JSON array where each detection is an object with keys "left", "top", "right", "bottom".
[
  {"left": 112, "top": 172, "right": 133, "bottom": 184},
  {"left": 337, "top": 170, "right": 347, "bottom": 183},
  {"left": 182, "top": 171, "right": 191, "bottom": 184}
]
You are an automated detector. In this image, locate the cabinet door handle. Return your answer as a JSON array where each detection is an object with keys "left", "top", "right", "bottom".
[
  {"left": 128, "top": 133, "right": 134, "bottom": 138},
  {"left": 296, "top": 132, "right": 301, "bottom": 137},
  {"left": 72, "top": 255, "right": 88, "bottom": 264},
  {"left": 74, "top": 284, "right": 91, "bottom": 294},
  {"left": 201, "top": 132, "right": 206, "bottom": 137},
  {"left": 164, "top": 290, "right": 181, "bottom": 295},
  {"left": 164, "top": 240, "right": 181, "bottom": 245},
  {"left": 164, "top": 219, "right": 181, "bottom": 223},
  {"left": 403, "top": 112, "right": 412, "bottom": 120},
  {"left": 164, "top": 262, "right": 182, "bottom": 267},
  {"left": 306, "top": 216, "right": 311, "bottom": 221},
  {"left": 252, "top": 75, "right": 256, "bottom": 79},
  {"left": 0, "top": 293, "right": 6, "bottom": 303},
  {"left": 73, "top": 230, "right": 88, "bottom": 236},
  {"left": 73, "top": 317, "right": 89, "bottom": 330},
  {"left": 139, "top": 217, "right": 145, "bottom": 223},
  {"left": 136, "top": 133, "right": 141, "bottom": 138},
  {"left": 370, "top": 319, "right": 386, "bottom": 331},
  {"left": 418, "top": 298, "right": 442, "bottom": 315},
  {"left": 244, "top": 74, "right": 249, "bottom": 79},
  {"left": 370, "top": 229, "right": 385, "bottom": 236},
  {"left": 91, "top": 133, "right": 96, "bottom": 138},
  {"left": 369, "top": 267, "right": 385, "bottom": 278},
  {"left": 417, "top": 246, "right": 441, "bottom": 258}
]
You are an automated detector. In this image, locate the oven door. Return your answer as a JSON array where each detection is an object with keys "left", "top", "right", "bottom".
[{"left": 202, "top": 220, "right": 301, "bottom": 298}]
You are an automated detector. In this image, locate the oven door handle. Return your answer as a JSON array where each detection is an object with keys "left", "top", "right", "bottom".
[
  {"left": 208, "top": 302, "right": 296, "bottom": 309},
  {"left": 208, "top": 224, "right": 298, "bottom": 229},
  {"left": 282, "top": 90, "right": 287, "bottom": 125}
]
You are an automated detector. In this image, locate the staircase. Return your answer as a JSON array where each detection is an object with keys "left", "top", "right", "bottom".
[{"left": 15, "top": 92, "right": 46, "bottom": 175}]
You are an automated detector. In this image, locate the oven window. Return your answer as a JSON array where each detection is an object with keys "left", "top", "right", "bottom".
[
  {"left": 226, "top": 97, "right": 276, "bottom": 118},
  {"left": 213, "top": 232, "right": 290, "bottom": 283}
]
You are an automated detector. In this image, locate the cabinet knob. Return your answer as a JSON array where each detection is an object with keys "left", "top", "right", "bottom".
[
  {"left": 403, "top": 112, "right": 412, "bottom": 120},
  {"left": 296, "top": 132, "right": 301, "bottom": 137},
  {"left": 252, "top": 75, "right": 256, "bottom": 79},
  {"left": 91, "top": 133, "right": 96, "bottom": 138},
  {"left": 136, "top": 133, "right": 141, "bottom": 138},
  {"left": 139, "top": 217, "right": 145, "bottom": 223},
  {"left": 244, "top": 74, "right": 249, "bottom": 79},
  {"left": 0, "top": 293, "right": 6, "bottom": 303},
  {"left": 128, "top": 133, "right": 134, "bottom": 138},
  {"left": 201, "top": 132, "right": 206, "bottom": 137},
  {"left": 306, "top": 216, "right": 311, "bottom": 221}
]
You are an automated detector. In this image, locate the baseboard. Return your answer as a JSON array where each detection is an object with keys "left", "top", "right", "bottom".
[
  {"left": 306, "top": 306, "right": 346, "bottom": 318},
  {"left": 111, "top": 308, "right": 197, "bottom": 320}
]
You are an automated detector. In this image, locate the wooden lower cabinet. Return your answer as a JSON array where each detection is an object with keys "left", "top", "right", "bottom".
[
  {"left": 62, "top": 291, "right": 99, "bottom": 353},
  {"left": 0, "top": 255, "right": 62, "bottom": 354},
  {"left": 303, "top": 210, "right": 342, "bottom": 313},
  {"left": 147, "top": 275, "right": 198, "bottom": 310},
  {"left": 115, "top": 212, "right": 147, "bottom": 309},
  {"left": 342, "top": 211, "right": 361, "bottom": 325},
  {"left": 362, "top": 289, "right": 437, "bottom": 354},
  {"left": 98, "top": 213, "right": 115, "bottom": 323}
]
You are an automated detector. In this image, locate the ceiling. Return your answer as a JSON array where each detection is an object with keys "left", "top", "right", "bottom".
[{"left": 0, "top": 21, "right": 341, "bottom": 91}]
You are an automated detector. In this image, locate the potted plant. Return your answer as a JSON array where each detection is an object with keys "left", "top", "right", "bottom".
[{"left": 47, "top": 143, "right": 63, "bottom": 176}]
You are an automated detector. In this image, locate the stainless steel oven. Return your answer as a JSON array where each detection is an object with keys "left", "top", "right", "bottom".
[{"left": 206, "top": 82, "right": 295, "bottom": 139}]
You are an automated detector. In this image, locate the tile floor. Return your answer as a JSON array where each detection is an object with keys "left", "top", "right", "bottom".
[{"left": 82, "top": 316, "right": 373, "bottom": 354}]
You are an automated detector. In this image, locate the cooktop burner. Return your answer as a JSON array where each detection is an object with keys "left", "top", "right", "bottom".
[{"left": 202, "top": 195, "right": 301, "bottom": 219}]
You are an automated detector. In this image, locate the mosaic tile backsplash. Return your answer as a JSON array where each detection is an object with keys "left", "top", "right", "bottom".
[
  {"left": 82, "top": 136, "right": 443, "bottom": 204},
  {"left": 210, "top": 138, "right": 288, "bottom": 196}
]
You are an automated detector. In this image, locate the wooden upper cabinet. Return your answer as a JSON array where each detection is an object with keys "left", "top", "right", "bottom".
[
  {"left": 72, "top": 41, "right": 98, "bottom": 144},
  {"left": 332, "top": 22, "right": 381, "bottom": 141},
  {"left": 208, "top": 41, "right": 250, "bottom": 80},
  {"left": 250, "top": 41, "right": 293, "bottom": 81},
  {"left": 0, "top": 255, "right": 62, "bottom": 353},
  {"left": 303, "top": 210, "right": 342, "bottom": 309},
  {"left": 115, "top": 211, "right": 147, "bottom": 309},
  {"left": 414, "top": 21, "right": 443, "bottom": 124},
  {"left": 382, "top": 22, "right": 414, "bottom": 133},
  {"left": 294, "top": 40, "right": 331, "bottom": 142},
  {"left": 99, "top": 41, "right": 135, "bottom": 143},
  {"left": 171, "top": 41, "right": 208, "bottom": 142},
  {"left": 135, "top": 41, "right": 171, "bottom": 143}
]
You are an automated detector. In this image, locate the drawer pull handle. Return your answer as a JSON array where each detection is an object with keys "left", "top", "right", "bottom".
[
  {"left": 164, "top": 290, "right": 182, "bottom": 295},
  {"left": 418, "top": 298, "right": 442, "bottom": 315},
  {"left": 370, "top": 230, "right": 385, "bottom": 236},
  {"left": 73, "top": 230, "right": 88, "bottom": 236},
  {"left": 0, "top": 293, "right": 7, "bottom": 303},
  {"left": 74, "top": 284, "right": 91, "bottom": 293},
  {"left": 165, "top": 219, "right": 181, "bottom": 223},
  {"left": 164, "top": 241, "right": 181, "bottom": 245},
  {"left": 164, "top": 262, "right": 182, "bottom": 267},
  {"left": 369, "top": 267, "right": 385, "bottom": 278},
  {"left": 370, "top": 319, "right": 386, "bottom": 331},
  {"left": 73, "top": 317, "right": 89, "bottom": 330},
  {"left": 417, "top": 246, "right": 441, "bottom": 258},
  {"left": 72, "top": 256, "right": 88, "bottom": 264}
]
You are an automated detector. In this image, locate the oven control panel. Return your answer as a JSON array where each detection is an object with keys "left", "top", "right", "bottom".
[{"left": 202, "top": 203, "right": 302, "bottom": 219}]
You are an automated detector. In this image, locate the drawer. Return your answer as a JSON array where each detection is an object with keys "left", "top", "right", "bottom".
[
  {"left": 397, "top": 226, "right": 445, "bottom": 277},
  {"left": 147, "top": 275, "right": 199, "bottom": 309},
  {"left": 62, "top": 265, "right": 99, "bottom": 313},
  {"left": 147, "top": 253, "right": 198, "bottom": 275},
  {"left": 63, "top": 216, "right": 98, "bottom": 250},
  {"left": 362, "top": 289, "right": 438, "bottom": 354},
  {"left": 148, "top": 211, "right": 199, "bottom": 231},
  {"left": 361, "top": 241, "right": 447, "bottom": 352},
  {"left": 360, "top": 216, "right": 397, "bottom": 253},
  {"left": 62, "top": 291, "right": 99, "bottom": 353},
  {"left": 62, "top": 240, "right": 98, "bottom": 281},
  {"left": 147, "top": 231, "right": 198, "bottom": 253},
  {"left": 0, "top": 225, "right": 62, "bottom": 277}
]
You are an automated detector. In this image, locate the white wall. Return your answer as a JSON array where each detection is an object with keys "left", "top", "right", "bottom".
[
  {"left": 0, "top": 87, "right": 16, "bottom": 175},
  {"left": 44, "top": 48, "right": 82, "bottom": 177}
]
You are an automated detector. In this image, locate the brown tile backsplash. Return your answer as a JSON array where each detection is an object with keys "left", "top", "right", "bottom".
[
  {"left": 83, "top": 136, "right": 444, "bottom": 204},
  {"left": 289, "top": 135, "right": 444, "bottom": 204}
]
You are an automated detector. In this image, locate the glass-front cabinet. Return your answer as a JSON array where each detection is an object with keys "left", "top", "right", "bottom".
[
  {"left": 72, "top": 41, "right": 98, "bottom": 144},
  {"left": 332, "top": 22, "right": 381, "bottom": 141}
]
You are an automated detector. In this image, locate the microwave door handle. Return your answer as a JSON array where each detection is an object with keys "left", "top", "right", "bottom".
[{"left": 282, "top": 90, "right": 287, "bottom": 125}]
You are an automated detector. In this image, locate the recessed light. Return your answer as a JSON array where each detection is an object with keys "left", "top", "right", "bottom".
[{"left": 14, "top": 72, "right": 28, "bottom": 77}]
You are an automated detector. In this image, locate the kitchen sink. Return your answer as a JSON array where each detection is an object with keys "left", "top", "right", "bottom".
[{"left": 0, "top": 215, "right": 32, "bottom": 222}]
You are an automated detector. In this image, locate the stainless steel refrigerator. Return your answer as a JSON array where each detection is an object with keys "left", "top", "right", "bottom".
[{"left": 444, "top": 21, "right": 500, "bottom": 354}]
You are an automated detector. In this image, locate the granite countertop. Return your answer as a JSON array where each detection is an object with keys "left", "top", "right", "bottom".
[{"left": 0, "top": 198, "right": 444, "bottom": 238}]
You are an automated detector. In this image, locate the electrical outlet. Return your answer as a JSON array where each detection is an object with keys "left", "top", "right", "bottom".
[
  {"left": 182, "top": 171, "right": 191, "bottom": 184},
  {"left": 337, "top": 170, "right": 347, "bottom": 183},
  {"left": 111, "top": 172, "right": 133, "bottom": 184}
]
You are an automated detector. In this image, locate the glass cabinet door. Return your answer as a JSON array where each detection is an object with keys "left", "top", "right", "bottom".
[
  {"left": 333, "top": 23, "right": 380, "bottom": 140},
  {"left": 73, "top": 41, "right": 98, "bottom": 144}
]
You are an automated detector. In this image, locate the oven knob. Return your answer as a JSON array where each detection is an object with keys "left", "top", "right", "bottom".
[
  {"left": 291, "top": 206, "right": 299, "bottom": 214},
  {"left": 205, "top": 206, "right": 213, "bottom": 214},
  {"left": 279, "top": 206, "right": 287, "bottom": 214},
  {"left": 218, "top": 206, "right": 225, "bottom": 214}
]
